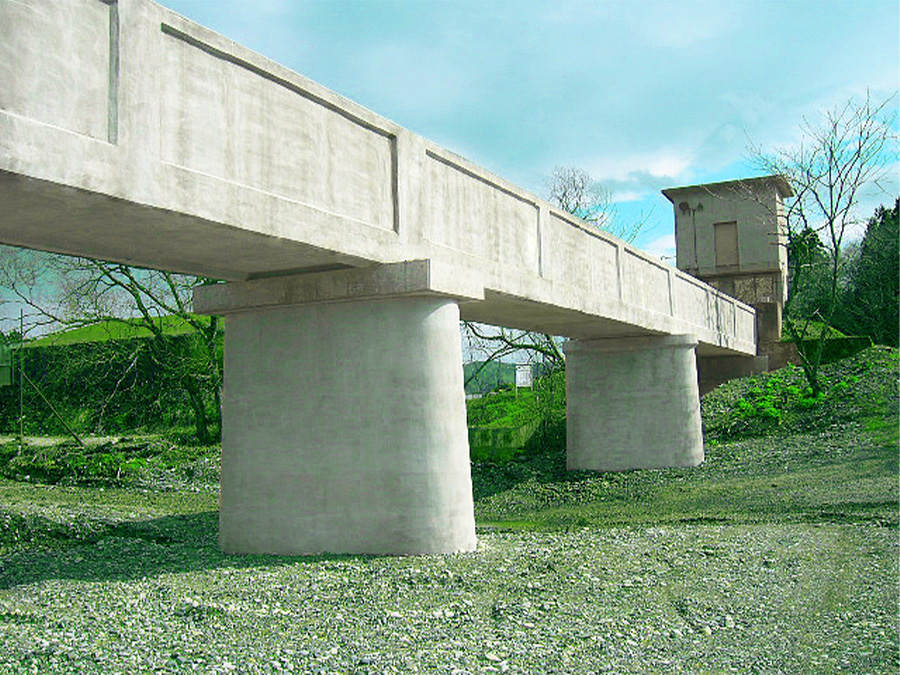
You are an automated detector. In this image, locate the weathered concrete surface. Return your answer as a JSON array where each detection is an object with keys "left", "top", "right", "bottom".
[
  {"left": 0, "top": 0, "right": 756, "bottom": 356},
  {"left": 201, "top": 262, "right": 479, "bottom": 555},
  {"left": 565, "top": 336, "right": 704, "bottom": 471},
  {"left": 218, "top": 291, "right": 476, "bottom": 555},
  {"left": 664, "top": 176, "right": 791, "bottom": 281},
  {"left": 664, "top": 176, "right": 792, "bottom": 346},
  {"left": 697, "top": 354, "right": 769, "bottom": 396},
  {"left": 193, "top": 259, "right": 485, "bottom": 315}
]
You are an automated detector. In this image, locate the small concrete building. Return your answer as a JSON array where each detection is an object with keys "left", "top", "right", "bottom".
[{"left": 663, "top": 175, "right": 793, "bottom": 345}]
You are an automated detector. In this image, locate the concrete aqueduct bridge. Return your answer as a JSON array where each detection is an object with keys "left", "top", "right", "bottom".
[{"left": 1, "top": 0, "right": 758, "bottom": 555}]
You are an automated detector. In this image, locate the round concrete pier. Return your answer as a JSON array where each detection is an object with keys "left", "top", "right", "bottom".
[
  {"left": 564, "top": 334, "right": 703, "bottom": 472},
  {"left": 219, "top": 295, "right": 476, "bottom": 555}
]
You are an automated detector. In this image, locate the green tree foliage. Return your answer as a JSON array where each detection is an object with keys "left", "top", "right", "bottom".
[
  {"left": 785, "top": 225, "right": 829, "bottom": 322},
  {"left": 0, "top": 334, "right": 220, "bottom": 437},
  {"left": 839, "top": 200, "right": 899, "bottom": 347},
  {"left": 463, "top": 361, "right": 515, "bottom": 396},
  {"left": 0, "top": 249, "right": 223, "bottom": 443}
]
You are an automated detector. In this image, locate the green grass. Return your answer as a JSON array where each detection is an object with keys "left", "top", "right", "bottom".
[
  {"left": 0, "top": 478, "right": 217, "bottom": 556},
  {"left": 1, "top": 347, "right": 895, "bottom": 541},
  {"left": 703, "top": 346, "right": 897, "bottom": 440},
  {"left": 472, "top": 347, "right": 898, "bottom": 532},
  {"left": 27, "top": 315, "right": 210, "bottom": 347},
  {"left": 780, "top": 320, "right": 848, "bottom": 340},
  {"left": 466, "top": 388, "right": 540, "bottom": 428},
  {"left": 466, "top": 369, "right": 565, "bottom": 429},
  {"left": 0, "top": 436, "right": 220, "bottom": 489}
]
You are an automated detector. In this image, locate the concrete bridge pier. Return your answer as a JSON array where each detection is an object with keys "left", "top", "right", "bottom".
[
  {"left": 194, "top": 262, "right": 480, "bottom": 555},
  {"left": 564, "top": 335, "right": 704, "bottom": 472}
]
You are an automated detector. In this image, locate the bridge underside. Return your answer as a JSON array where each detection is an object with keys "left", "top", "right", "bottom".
[
  {"left": 0, "top": 171, "right": 363, "bottom": 281},
  {"left": 2, "top": 170, "right": 744, "bottom": 359},
  {"left": 195, "top": 266, "right": 706, "bottom": 555},
  {"left": 0, "top": 171, "right": 735, "bottom": 354}
]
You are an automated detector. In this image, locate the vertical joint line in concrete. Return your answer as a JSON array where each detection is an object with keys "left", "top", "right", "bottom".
[
  {"left": 705, "top": 288, "right": 712, "bottom": 331},
  {"left": 537, "top": 205, "right": 544, "bottom": 277},
  {"left": 615, "top": 244, "right": 624, "bottom": 302},
  {"left": 733, "top": 298, "right": 738, "bottom": 337},
  {"left": 390, "top": 136, "right": 400, "bottom": 233},
  {"left": 666, "top": 267, "right": 675, "bottom": 316},
  {"left": 106, "top": 0, "right": 119, "bottom": 144}
]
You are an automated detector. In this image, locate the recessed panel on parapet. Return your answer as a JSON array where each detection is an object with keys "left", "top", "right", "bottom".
[
  {"left": 424, "top": 150, "right": 540, "bottom": 274},
  {"left": 622, "top": 250, "right": 670, "bottom": 315},
  {"left": 159, "top": 25, "right": 396, "bottom": 233},
  {"left": 546, "top": 213, "right": 620, "bottom": 299},
  {"left": 547, "top": 212, "right": 592, "bottom": 288},
  {"left": 672, "top": 275, "right": 713, "bottom": 328},
  {"left": 587, "top": 234, "right": 620, "bottom": 299},
  {"left": 0, "top": 0, "right": 117, "bottom": 143}
]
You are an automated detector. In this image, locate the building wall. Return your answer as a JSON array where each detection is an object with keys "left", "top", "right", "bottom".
[
  {"left": 669, "top": 179, "right": 788, "bottom": 279},
  {"left": 664, "top": 176, "right": 793, "bottom": 347}
]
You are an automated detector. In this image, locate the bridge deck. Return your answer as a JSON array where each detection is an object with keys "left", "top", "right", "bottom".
[{"left": 0, "top": 0, "right": 755, "bottom": 356}]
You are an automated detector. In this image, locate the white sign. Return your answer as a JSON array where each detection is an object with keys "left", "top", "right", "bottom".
[{"left": 515, "top": 364, "right": 533, "bottom": 388}]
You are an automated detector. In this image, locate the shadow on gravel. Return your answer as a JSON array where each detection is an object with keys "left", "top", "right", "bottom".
[{"left": 0, "top": 511, "right": 366, "bottom": 589}]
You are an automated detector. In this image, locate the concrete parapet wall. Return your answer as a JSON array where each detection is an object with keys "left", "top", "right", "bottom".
[{"left": 0, "top": 0, "right": 756, "bottom": 356}]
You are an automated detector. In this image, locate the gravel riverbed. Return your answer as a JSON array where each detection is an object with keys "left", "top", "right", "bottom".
[{"left": 1, "top": 523, "right": 896, "bottom": 674}]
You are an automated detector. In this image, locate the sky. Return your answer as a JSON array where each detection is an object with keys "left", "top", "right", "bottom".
[
  {"left": 1, "top": 0, "right": 898, "bottom": 338},
  {"left": 156, "top": 0, "right": 900, "bottom": 259}
]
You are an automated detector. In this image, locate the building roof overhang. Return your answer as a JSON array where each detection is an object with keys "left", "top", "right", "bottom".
[{"left": 662, "top": 174, "right": 794, "bottom": 202}]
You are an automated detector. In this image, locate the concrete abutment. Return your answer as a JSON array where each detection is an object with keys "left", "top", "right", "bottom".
[{"left": 565, "top": 335, "right": 703, "bottom": 472}]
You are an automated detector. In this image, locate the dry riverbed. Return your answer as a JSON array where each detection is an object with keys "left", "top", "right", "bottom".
[{"left": 0, "top": 520, "right": 896, "bottom": 674}]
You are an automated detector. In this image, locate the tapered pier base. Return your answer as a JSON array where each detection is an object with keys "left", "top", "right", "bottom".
[{"left": 565, "top": 335, "right": 703, "bottom": 472}]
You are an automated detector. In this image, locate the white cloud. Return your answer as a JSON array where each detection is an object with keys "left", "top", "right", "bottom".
[
  {"left": 586, "top": 150, "right": 693, "bottom": 184},
  {"left": 641, "top": 233, "right": 676, "bottom": 264},
  {"left": 632, "top": 1, "right": 738, "bottom": 50},
  {"left": 610, "top": 190, "right": 645, "bottom": 203}
]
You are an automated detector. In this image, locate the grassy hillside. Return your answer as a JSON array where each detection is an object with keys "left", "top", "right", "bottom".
[
  {"left": 473, "top": 347, "right": 897, "bottom": 530},
  {"left": 27, "top": 315, "right": 210, "bottom": 348},
  {"left": 465, "top": 368, "right": 565, "bottom": 429},
  {"left": 463, "top": 360, "right": 516, "bottom": 395}
]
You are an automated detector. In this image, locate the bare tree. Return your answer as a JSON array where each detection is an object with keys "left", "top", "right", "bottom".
[
  {"left": 545, "top": 165, "right": 653, "bottom": 243},
  {"left": 462, "top": 323, "right": 564, "bottom": 392},
  {"left": 750, "top": 91, "right": 898, "bottom": 395},
  {"left": 546, "top": 166, "right": 616, "bottom": 231},
  {"left": 0, "top": 248, "right": 223, "bottom": 442}
]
